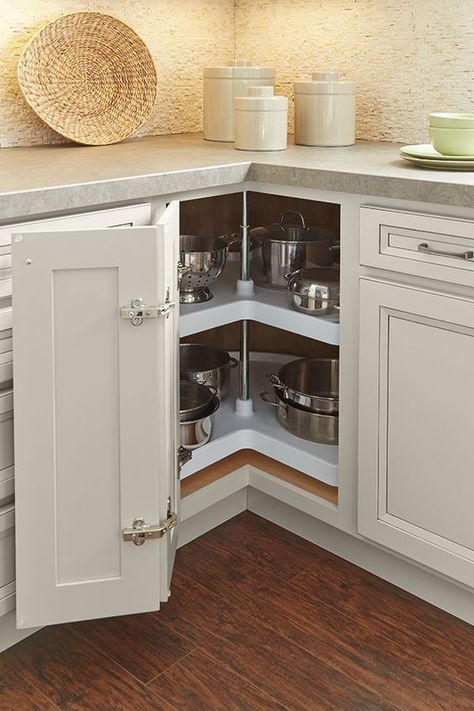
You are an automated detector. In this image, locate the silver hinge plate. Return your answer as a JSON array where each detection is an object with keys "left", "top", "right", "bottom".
[
  {"left": 120, "top": 297, "right": 175, "bottom": 326},
  {"left": 123, "top": 513, "right": 177, "bottom": 545}
]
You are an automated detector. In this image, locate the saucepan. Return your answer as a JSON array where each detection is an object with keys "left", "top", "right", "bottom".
[{"left": 286, "top": 266, "right": 340, "bottom": 317}]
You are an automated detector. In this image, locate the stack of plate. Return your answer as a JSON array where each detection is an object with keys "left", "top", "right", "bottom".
[{"left": 400, "top": 144, "right": 474, "bottom": 170}]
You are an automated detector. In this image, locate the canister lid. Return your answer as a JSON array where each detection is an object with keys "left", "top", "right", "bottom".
[
  {"left": 204, "top": 61, "right": 275, "bottom": 79},
  {"left": 234, "top": 86, "right": 288, "bottom": 111},
  {"left": 294, "top": 71, "right": 356, "bottom": 95}
]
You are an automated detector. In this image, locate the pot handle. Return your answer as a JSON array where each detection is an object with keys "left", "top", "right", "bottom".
[
  {"left": 221, "top": 232, "right": 240, "bottom": 248},
  {"left": 329, "top": 240, "right": 341, "bottom": 253},
  {"left": 229, "top": 356, "right": 239, "bottom": 368},
  {"left": 259, "top": 391, "right": 280, "bottom": 407},
  {"left": 278, "top": 210, "right": 306, "bottom": 229},
  {"left": 177, "top": 261, "right": 192, "bottom": 276},
  {"left": 267, "top": 373, "right": 283, "bottom": 388}
]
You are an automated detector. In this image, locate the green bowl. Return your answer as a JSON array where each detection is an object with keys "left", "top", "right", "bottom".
[
  {"left": 429, "top": 112, "right": 474, "bottom": 129},
  {"left": 429, "top": 126, "right": 474, "bottom": 156}
]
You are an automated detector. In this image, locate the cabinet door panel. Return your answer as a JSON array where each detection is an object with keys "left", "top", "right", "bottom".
[
  {"left": 13, "top": 203, "right": 179, "bottom": 628},
  {"left": 358, "top": 279, "right": 474, "bottom": 587}
]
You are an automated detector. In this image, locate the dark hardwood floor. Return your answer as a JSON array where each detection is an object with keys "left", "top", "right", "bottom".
[{"left": 1, "top": 511, "right": 473, "bottom": 710}]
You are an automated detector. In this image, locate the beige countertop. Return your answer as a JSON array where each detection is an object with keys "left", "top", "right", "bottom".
[{"left": 1, "top": 133, "right": 474, "bottom": 221}]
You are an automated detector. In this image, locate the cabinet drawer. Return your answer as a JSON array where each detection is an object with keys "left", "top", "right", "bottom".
[{"left": 360, "top": 206, "right": 474, "bottom": 286}]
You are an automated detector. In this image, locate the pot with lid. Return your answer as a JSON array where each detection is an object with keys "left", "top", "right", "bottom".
[{"left": 249, "top": 210, "right": 337, "bottom": 290}]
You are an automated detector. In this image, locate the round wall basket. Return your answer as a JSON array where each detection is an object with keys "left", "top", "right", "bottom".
[{"left": 18, "top": 12, "right": 157, "bottom": 146}]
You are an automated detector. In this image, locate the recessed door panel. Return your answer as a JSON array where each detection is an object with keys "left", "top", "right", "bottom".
[{"left": 358, "top": 278, "right": 474, "bottom": 587}]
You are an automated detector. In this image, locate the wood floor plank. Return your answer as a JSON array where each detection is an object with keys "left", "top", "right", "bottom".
[
  {"left": 236, "top": 575, "right": 474, "bottom": 711},
  {"left": 0, "top": 656, "right": 59, "bottom": 711},
  {"left": 173, "top": 531, "right": 287, "bottom": 607},
  {"left": 292, "top": 557, "right": 474, "bottom": 689},
  {"left": 199, "top": 510, "right": 334, "bottom": 580},
  {"left": 149, "top": 649, "right": 288, "bottom": 711},
  {"left": 179, "top": 604, "right": 399, "bottom": 711},
  {"left": 2, "top": 625, "right": 177, "bottom": 711},
  {"left": 70, "top": 612, "right": 195, "bottom": 684},
  {"left": 155, "top": 569, "right": 240, "bottom": 645}
]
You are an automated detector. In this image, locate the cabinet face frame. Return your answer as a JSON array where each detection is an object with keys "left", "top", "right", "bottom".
[{"left": 358, "top": 277, "right": 474, "bottom": 588}]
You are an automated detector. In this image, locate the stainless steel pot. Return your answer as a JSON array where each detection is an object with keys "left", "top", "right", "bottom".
[
  {"left": 267, "top": 358, "right": 339, "bottom": 414},
  {"left": 180, "top": 380, "right": 220, "bottom": 449},
  {"left": 260, "top": 391, "right": 338, "bottom": 445},
  {"left": 179, "top": 234, "right": 238, "bottom": 304},
  {"left": 180, "top": 380, "right": 216, "bottom": 423},
  {"left": 249, "top": 210, "right": 338, "bottom": 290},
  {"left": 180, "top": 344, "right": 238, "bottom": 400},
  {"left": 287, "top": 267, "right": 340, "bottom": 317}
]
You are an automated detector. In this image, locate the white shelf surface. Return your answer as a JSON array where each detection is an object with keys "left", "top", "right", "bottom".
[
  {"left": 180, "top": 352, "right": 339, "bottom": 486},
  {"left": 180, "top": 259, "right": 340, "bottom": 345}
]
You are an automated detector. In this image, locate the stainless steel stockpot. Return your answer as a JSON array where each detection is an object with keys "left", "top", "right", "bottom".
[
  {"left": 179, "top": 234, "right": 238, "bottom": 304},
  {"left": 180, "top": 344, "right": 238, "bottom": 401},
  {"left": 260, "top": 391, "right": 338, "bottom": 445},
  {"left": 249, "top": 210, "right": 337, "bottom": 290},
  {"left": 179, "top": 380, "right": 220, "bottom": 449},
  {"left": 287, "top": 266, "right": 340, "bottom": 317},
  {"left": 267, "top": 358, "right": 339, "bottom": 414}
]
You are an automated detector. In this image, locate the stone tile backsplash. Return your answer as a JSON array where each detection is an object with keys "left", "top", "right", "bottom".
[{"left": 1, "top": 0, "right": 472, "bottom": 147}]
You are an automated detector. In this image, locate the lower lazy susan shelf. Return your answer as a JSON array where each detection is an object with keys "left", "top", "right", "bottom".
[{"left": 180, "top": 352, "right": 339, "bottom": 486}]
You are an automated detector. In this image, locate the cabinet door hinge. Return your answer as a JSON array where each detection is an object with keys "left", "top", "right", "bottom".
[
  {"left": 123, "top": 511, "right": 177, "bottom": 546},
  {"left": 120, "top": 297, "right": 175, "bottom": 326}
]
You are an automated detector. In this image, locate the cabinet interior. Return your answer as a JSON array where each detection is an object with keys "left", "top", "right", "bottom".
[{"left": 179, "top": 190, "right": 341, "bottom": 498}]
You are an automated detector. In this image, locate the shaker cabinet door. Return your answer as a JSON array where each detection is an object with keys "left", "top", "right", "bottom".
[
  {"left": 358, "top": 278, "right": 474, "bottom": 588},
  {"left": 13, "top": 202, "right": 180, "bottom": 628}
]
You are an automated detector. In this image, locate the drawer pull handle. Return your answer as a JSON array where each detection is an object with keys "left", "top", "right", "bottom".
[{"left": 417, "top": 242, "right": 474, "bottom": 261}]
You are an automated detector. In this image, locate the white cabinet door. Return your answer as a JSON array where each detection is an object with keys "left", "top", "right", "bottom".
[
  {"left": 358, "top": 278, "right": 474, "bottom": 588},
  {"left": 13, "top": 202, "right": 180, "bottom": 628}
]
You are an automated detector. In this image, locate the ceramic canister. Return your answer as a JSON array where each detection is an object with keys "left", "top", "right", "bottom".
[
  {"left": 294, "top": 71, "right": 356, "bottom": 147},
  {"left": 234, "top": 86, "right": 288, "bottom": 151},
  {"left": 203, "top": 60, "right": 275, "bottom": 142}
]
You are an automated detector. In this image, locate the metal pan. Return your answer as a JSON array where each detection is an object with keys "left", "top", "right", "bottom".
[
  {"left": 267, "top": 358, "right": 339, "bottom": 414},
  {"left": 260, "top": 391, "right": 338, "bottom": 445}
]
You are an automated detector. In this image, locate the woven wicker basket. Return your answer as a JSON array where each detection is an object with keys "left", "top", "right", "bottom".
[{"left": 18, "top": 12, "right": 157, "bottom": 146}]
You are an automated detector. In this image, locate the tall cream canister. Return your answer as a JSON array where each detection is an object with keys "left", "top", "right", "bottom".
[
  {"left": 234, "top": 86, "right": 288, "bottom": 151},
  {"left": 294, "top": 71, "right": 356, "bottom": 147},
  {"left": 203, "top": 61, "right": 275, "bottom": 142}
]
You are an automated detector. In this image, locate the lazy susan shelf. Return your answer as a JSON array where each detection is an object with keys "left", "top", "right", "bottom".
[
  {"left": 180, "top": 352, "right": 339, "bottom": 486},
  {"left": 180, "top": 259, "right": 340, "bottom": 345}
]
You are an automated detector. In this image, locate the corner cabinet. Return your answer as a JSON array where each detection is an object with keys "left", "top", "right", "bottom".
[
  {"left": 12, "top": 201, "right": 180, "bottom": 628},
  {"left": 358, "top": 278, "right": 474, "bottom": 588}
]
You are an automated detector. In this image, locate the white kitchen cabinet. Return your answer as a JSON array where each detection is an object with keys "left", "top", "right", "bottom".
[
  {"left": 12, "top": 201, "right": 180, "bottom": 628},
  {"left": 358, "top": 278, "right": 474, "bottom": 588}
]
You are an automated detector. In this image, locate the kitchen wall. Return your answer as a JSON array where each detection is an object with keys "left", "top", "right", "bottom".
[
  {"left": 1, "top": 0, "right": 473, "bottom": 147},
  {"left": 0, "top": 0, "right": 234, "bottom": 147},
  {"left": 235, "top": 0, "right": 474, "bottom": 144}
]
